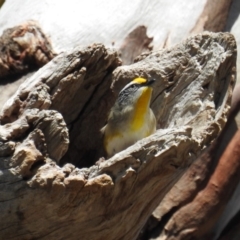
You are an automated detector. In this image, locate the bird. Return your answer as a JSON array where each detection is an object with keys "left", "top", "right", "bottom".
[{"left": 102, "top": 77, "right": 156, "bottom": 157}]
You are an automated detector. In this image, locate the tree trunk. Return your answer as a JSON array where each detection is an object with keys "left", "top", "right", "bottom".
[
  {"left": 0, "top": 30, "right": 236, "bottom": 239},
  {"left": 1, "top": 0, "right": 240, "bottom": 239}
]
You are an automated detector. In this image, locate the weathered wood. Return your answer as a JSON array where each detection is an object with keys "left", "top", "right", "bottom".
[
  {"left": 0, "top": 0, "right": 232, "bottom": 51},
  {"left": 0, "top": 43, "right": 121, "bottom": 167},
  {"left": 0, "top": 31, "right": 236, "bottom": 240},
  {"left": 142, "top": 115, "right": 240, "bottom": 240},
  {"left": 0, "top": 20, "right": 54, "bottom": 79},
  {"left": 0, "top": 0, "right": 233, "bottom": 109},
  {"left": 210, "top": 83, "right": 240, "bottom": 240},
  {"left": 119, "top": 26, "right": 153, "bottom": 65},
  {"left": 190, "top": 0, "right": 232, "bottom": 33}
]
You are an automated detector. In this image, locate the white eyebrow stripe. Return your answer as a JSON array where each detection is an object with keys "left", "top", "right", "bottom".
[{"left": 119, "top": 81, "right": 135, "bottom": 93}]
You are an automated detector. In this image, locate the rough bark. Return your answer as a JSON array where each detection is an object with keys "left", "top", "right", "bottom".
[
  {"left": 0, "top": 20, "right": 54, "bottom": 79},
  {"left": 141, "top": 107, "right": 240, "bottom": 240},
  {"left": 0, "top": 21, "right": 55, "bottom": 108},
  {"left": 0, "top": 31, "right": 236, "bottom": 240},
  {"left": 0, "top": 0, "right": 233, "bottom": 108}
]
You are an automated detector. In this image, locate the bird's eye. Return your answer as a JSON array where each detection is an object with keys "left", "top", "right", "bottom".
[{"left": 128, "top": 84, "right": 138, "bottom": 90}]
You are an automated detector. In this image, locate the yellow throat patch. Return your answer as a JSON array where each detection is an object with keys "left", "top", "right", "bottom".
[{"left": 131, "top": 86, "right": 152, "bottom": 131}]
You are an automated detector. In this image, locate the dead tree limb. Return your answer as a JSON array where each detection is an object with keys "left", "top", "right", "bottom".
[{"left": 0, "top": 32, "right": 236, "bottom": 240}]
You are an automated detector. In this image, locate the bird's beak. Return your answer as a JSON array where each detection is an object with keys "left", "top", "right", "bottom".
[{"left": 147, "top": 78, "right": 155, "bottom": 86}]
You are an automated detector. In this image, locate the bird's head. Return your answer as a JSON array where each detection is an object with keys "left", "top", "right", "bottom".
[{"left": 117, "top": 77, "right": 155, "bottom": 106}]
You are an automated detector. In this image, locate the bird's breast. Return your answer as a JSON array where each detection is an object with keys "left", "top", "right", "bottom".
[{"left": 130, "top": 87, "right": 152, "bottom": 131}]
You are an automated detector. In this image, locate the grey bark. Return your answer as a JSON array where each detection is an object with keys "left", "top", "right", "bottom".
[{"left": 0, "top": 32, "right": 236, "bottom": 240}]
